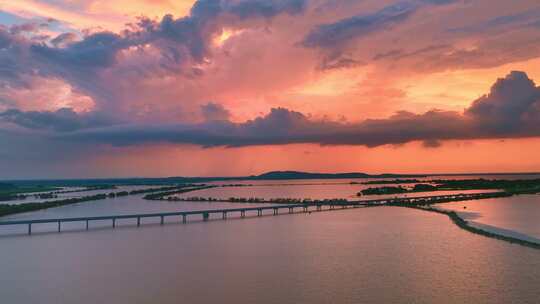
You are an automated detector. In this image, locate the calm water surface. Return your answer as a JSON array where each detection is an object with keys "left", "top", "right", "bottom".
[
  {"left": 1, "top": 177, "right": 540, "bottom": 303},
  {"left": 437, "top": 194, "right": 540, "bottom": 240},
  {"left": 4, "top": 185, "right": 164, "bottom": 205},
  {"left": 0, "top": 207, "right": 539, "bottom": 304},
  {"left": 175, "top": 182, "right": 499, "bottom": 201}
]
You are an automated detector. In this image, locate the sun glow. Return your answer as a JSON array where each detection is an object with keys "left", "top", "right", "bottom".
[
  {"left": 292, "top": 67, "right": 371, "bottom": 97},
  {"left": 213, "top": 29, "right": 243, "bottom": 47}
]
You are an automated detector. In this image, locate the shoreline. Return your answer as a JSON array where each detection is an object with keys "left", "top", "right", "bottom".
[{"left": 403, "top": 205, "right": 540, "bottom": 250}]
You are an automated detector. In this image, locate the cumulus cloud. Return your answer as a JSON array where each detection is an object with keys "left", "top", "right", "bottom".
[
  {"left": 0, "top": 0, "right": 307, "bottom": 115},
  {"left": 466, "top": 71, "right": 540, "bottom": 133},
  {"left": 9, "top": 22, "right": 40, "bottom": 35},
  {"left": 29, "top": 0, "right": 306, "bottom": 69},
  {"left": 200, "top": 102, "right": 231, "bottom": 121},
  {"left": 2, "top": 71, "right": 534, "bottom": 149}
]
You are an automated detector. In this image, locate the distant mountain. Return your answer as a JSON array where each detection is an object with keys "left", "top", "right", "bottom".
[
  {"left": 3, "top": 171, "right": 427, "bottom": 186},
  {"left": 251, "top": 171, "right": 425, "bottom": 180},
  {"left": 8, "top": 171, "right": 540, "bottom": 186}
]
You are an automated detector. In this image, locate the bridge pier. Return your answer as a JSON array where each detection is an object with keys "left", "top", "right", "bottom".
[
  {"left": 223, "top": 212, "right": 227, "bottom": 219},
  {"left": 273, "top": 208, "right": 278, "bottom": 215},
  {"left": 257, "top": 209, "right": 262, "bottom": 216},
  {"left": 86, "top": 220, "right": 89, "bottom": 230},
  {"left": 160, "top": 216, "right": 164, "bottom": 225},
  {"left": 289, "top": 207, "right": 293, "bottom": 214},
  {"left": 241, "top": 210, "right": 245, "bottom": 218},
  {"left": 112, "top": 218, "right": 116, "bottom": 228},
  {"left": 57, "top": 221, "right": 61, "bottom": 232},
  {"left": 182, "top": 214, "right": 187, "bottom": 223},
  {"left": 203, "top": 212, "right": 209, "bottom": 221},
  {"left": 137, "top": 217, "right": 141, "bottom": 227},
  {"left": 303, "top": 206, "right": 308, "bottom": 213},
  {"left": 28, "top": 223, "right": 31, "bottom": 235}
]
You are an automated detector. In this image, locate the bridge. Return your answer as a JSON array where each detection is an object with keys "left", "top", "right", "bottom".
[{"left": 0, "top": 191, "right": 508, "bottom": 235}]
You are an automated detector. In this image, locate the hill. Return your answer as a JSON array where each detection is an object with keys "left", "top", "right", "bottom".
[{"left": 252, "top": 171, "right": 425, "bottom": 180}]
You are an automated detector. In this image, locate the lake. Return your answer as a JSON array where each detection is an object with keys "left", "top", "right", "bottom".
[
  {"left": 1, "top": 177, "right": 539, "bottom": 303},
  {"left": 0, "top": 207, "right": 539, "bottom": 303}
]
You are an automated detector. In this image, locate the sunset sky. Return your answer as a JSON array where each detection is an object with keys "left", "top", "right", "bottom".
[{"left": 0, "top": 0, "right": 540, "bottom": 178}]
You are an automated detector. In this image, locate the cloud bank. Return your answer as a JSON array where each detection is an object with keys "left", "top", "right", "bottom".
[{"left": 2, "top": 71, "right": 538, "bottom": 148}]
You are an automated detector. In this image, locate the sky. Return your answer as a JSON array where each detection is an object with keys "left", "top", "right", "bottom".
[{"left": 0, "top": 0, "right": 540, "bottom": 179}]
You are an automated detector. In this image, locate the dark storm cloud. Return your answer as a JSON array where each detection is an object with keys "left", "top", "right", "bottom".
[
  {"left": 300, "top": 0, "right": 458, "bottom": 70},
  {"left": 1, "top": 71, "right": 538, "bottom": 148},
  {"left": 0, "top": 108, "right": 115, "bottom": 132},
  {"left": 449, "top": 7, "right": 540, "bottom": 33},
  {"left": 318, "top": 56, "right": 364, "bottom": 70},
  {"left": 373, "top": 44, "right": 451, "bottom": 61},
  {"left": 32, "top": 32, "right": 124, "bottom": 68},
  {"left": 465, "top": 71, "right": 540, "bottom": 133},
  {"left": 9, "top": 22, "right": 40, "bottom": 35},
  {"left": 302, "top": 0, "right": 456, "bottom": 50},
  {"left": 50, "top": 32, "right": 77, "bottom": 47},
  {"left": 201, "top": 102, "right": 231, "bottom": 121},
  {"left": 25, "top": 71, "right": 535, "bottom": 148},
  {"left": 54, "top": 107, "right": 471, "bottom": 147},
  {"left": 226, "top": 0, "right": 305, "bottom": 18},
  {"left": 0, "top": 27, "right": 14, "bottom": 48},
  {"left": 0, "top": 26, "right": 40, "bottom": 87},
  {"left": 302, "top": 2, "right": 418, "bottom": 49}
]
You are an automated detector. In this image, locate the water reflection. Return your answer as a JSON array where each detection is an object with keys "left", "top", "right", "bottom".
[
  {"left": 437, "top": 194, "right": 540, "bottom": 240},
  {"left": 0, "top": 207, "right": 538, "bottom": 304}
]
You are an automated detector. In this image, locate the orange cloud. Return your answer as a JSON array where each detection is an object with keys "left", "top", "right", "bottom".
[{"left": 1, "top": 0, "right": 194, "bottom": 31}]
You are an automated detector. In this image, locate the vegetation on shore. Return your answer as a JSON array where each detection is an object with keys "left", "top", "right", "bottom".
[
  {"left": 143, "top": 185, "right": 219, "bottom": 200},
  {"left": 384, "top": 191, "right": 511, "bottom": 206},
  {"left": 360, "top": 184, "right": 438, "bottom": 195},
  {"left": 0, "top": 185, "right": 200, "bottom": 218},
  {"left": 381, "top": 190, "right": 539, "bottom": 249},
  {"left": 161, "top": 195, "right": 350, "bottom": 205},
  {"left": 0, "top": 194, "right": 112, "bottom": 217},
  {"left": 0, "top": 182, "right": 60, "bottom": 200},
  {"left": 359, "top": 179, "right": 540, "bottom": 196},
  {"left": 153, "top": 188, "right": 512, "bottom": 206},
  {"left": 402, "top": 205, "right": 540, "bottom": 249},
  {"left": 361, "top": 179, "right": 422, "bottom": 185},
  {"left": 0, "top": 184, "right": 117, "bottom": 202}
]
